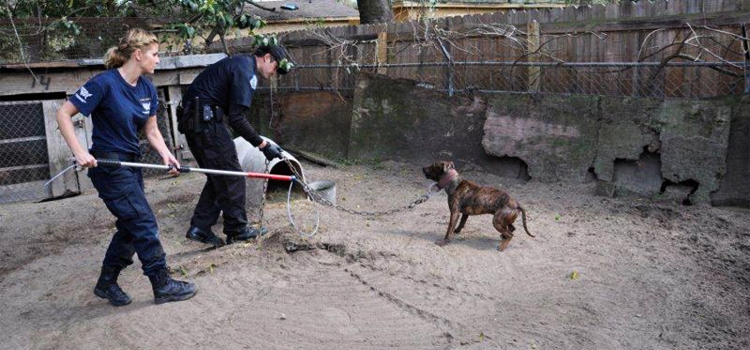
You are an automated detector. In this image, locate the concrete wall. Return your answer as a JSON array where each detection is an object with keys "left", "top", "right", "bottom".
[
  {"left": 348, "top": 75, "right": 488, "bottom": 164},
  {"left": 482, "top": 94, "right": 601, "bottom": 183},
  {"left": 712, "top": 97, "right": 750, "bottom": 207},
  {"left": 483, "top": 94, "right": 735, "bottom": 205},
  {"left": 251, "top": 91, "right": 353, "bottom": 159},
  {"left": 255, "top": 73, "right": 749, "bottom": 207}
]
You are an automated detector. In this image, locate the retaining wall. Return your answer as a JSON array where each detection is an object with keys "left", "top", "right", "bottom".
[{"left": 256, "top": 73, "right": 749, "bottom": 207}]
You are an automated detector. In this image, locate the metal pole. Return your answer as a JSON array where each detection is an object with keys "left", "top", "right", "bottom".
[{"left": 96, "top": 159, "right": 296, "bottom": 182}]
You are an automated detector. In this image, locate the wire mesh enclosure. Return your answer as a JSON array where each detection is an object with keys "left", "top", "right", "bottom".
[
  {"left": 0, "top": 97, "right": 175, "bottom": 204},
  {"left": 0, "top": 102, "right": 50, "bottom": 204}
]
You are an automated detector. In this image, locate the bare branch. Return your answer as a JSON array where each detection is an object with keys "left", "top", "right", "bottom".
[
  {"left": 244, "top": 0, "right": 275, "bottom": 12},
  {"left": 4, "top": 3, "right": 38, "bottom": 83},
  {"left": 672, "top": 53, "right": 742, "bottom": 77}
]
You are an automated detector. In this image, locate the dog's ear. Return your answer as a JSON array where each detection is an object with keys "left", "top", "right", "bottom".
[{"left": 442, "top": 161, "right": 454, "bottom": 172}]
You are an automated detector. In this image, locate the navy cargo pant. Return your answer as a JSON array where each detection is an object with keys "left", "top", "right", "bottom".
[
  {"left": 185, "top": 121, "right": 248, "bottom": 236},
  {"left": 88, "top": 152, "right": 167, "bottom": 276}
]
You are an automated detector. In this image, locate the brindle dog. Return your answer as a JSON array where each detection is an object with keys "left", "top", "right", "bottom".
[{"left": 422, "top": 161, "right": 534, "bottom": 251}]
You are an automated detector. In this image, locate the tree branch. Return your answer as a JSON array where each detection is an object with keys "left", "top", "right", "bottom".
[{"left": 244, "top": 0, "right": 275, "bottom": 12}]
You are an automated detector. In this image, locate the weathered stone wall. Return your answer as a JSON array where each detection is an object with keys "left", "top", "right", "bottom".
[
  {"left": 594, "top": 97, "right": 662, "bottom": 183},
  {"left": 656, "top": 100, "right": 732, "bottom": 203},
  {"left": 712, "top": 97, "right": 750, "bottom": 207},
  {"left": 482, "top": 94, "right": 734, "bottom": 204},
  {"left": 482, "top": 94, "right": 600, "bottom": 183},
  {"left": 253, "top": 73, "right": 749, "bottom": 207},
  {"left": 251, "top": 91, "right": 352, "bottom": 158},
  {"left": 347, "top": 74, "right": 489, "bottom": 168}
]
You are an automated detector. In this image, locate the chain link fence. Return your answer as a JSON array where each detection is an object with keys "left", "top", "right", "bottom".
[
  {"left": 270, "top": 60, "right": 746, "bottom": 99},
  {"left": 0, "top": 102, "right": 50, "bottom": 204},
  {"left": 0, "top": 17, "right": 149, "bottom": 65},
  {"left": 0, "top": 98, "right": 174, "bottom": 204}
]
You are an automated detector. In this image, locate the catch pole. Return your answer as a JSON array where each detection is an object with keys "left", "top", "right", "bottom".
[{"left": 93, "top": 159, "right": 295, "bottom": 181}]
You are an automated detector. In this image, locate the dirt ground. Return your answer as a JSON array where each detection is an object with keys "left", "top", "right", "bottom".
[{"left": 1, "top": 159, "right": 749, "bottom": 350}]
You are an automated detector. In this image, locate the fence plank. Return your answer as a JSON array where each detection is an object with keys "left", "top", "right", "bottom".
[{"left": 528, "top": 20, "right": 541, "bottom": 93}]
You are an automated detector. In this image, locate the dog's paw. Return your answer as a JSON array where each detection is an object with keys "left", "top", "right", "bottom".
[{"left": 435, "top": 239, "right": 450, "bottom": 247}]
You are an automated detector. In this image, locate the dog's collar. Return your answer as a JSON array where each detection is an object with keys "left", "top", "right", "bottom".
[{"left": 437, "top": 169, "right": 459, "bottom": 190}]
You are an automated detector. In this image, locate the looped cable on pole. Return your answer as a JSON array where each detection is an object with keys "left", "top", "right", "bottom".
[
  {"left": 286, "top": 179, "right": 320, "bottom": 239},
  {"left": 43, "top": 163, "right": 78, "bottom": 189}
]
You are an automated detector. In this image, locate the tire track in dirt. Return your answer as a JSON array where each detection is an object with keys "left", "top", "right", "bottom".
[
  {"left": 4, "top": 161, "right": 750, "bottom": 349},
  {"left": 182, "top": 251, "right": 453, "bottom": 349},
  {"left": 326, "top": 242, "right": 515, "bottom": 347}
]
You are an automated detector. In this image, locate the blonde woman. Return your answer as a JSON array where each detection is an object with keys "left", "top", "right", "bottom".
[{"left": 56, "top": 28, "right": 196, "bottom": 306}]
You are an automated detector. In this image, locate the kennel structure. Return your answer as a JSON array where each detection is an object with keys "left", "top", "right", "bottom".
[{"left": 0, "top": 54, "right": 229, "bottom": 203}]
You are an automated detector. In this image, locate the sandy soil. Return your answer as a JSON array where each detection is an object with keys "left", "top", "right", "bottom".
[{"left": 1, "top": 159, "right": 749, "bottom": 350}]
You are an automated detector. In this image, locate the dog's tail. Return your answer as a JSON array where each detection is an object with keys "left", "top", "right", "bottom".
[{"left": 519, "top": 206, "right": 535, "bottom": 237}]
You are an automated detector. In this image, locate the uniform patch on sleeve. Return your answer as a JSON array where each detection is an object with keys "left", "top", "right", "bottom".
[
  {"left": 250, "top": 75, "right": 257, "bottom": 90},
  {"left": 75, "top": 86, "right": 93, "bottom": 103}
]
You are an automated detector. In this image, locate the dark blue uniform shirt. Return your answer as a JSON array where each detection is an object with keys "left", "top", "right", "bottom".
[
  {"left": 71, "top": 69, "right": 158, "bottom": 156},
  {"left": 183, "top": 55, "right": 256, "bottom": 110},
  {"left": 182, "top": 55, "right": 264, "bottom": 146}
]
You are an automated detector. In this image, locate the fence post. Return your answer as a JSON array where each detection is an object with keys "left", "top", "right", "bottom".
[
  {"left": 435, "top": 35, "right": 454, "bottom": 97},
  {"left": 528, "top": 20, "right": 541, "bottom": 93},
  {"left": 743, "top": 24, "right": 750, "bottom": 94},
  {"left": 745, "top": 60, "right": 750, "bottom": 94},
  {"left": 377, "top": 31, "right": 388, "bottom": 75}
]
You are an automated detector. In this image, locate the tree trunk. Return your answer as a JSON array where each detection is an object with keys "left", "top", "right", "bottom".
[{"left": 357, "top": 0, "right": 393, "bottom": 24}]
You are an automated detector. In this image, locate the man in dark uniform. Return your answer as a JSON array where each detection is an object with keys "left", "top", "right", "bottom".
[{"left": 178, "top": 44, "right": 292, "bottom": 247}]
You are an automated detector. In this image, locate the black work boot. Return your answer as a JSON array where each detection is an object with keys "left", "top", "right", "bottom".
[
  {"left": 186, "top": 226, "right": 225, "bottom": 248},
  {"left": 226, "top": 226, "right": 269, "bottom": 244},
  {"left": 148, "top": 269, "right": 197, "bottom": 304},
  {"left": 94, "top": 266, "right": 132, "bottom": 307}
]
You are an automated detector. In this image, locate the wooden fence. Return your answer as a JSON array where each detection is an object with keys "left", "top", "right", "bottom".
[{"left": 225, "top": 0, "right": 750, "bottom": 98}]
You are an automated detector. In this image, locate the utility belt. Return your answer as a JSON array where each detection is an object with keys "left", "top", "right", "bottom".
[
  {"left": 176, "top": 97, "right": 225, "bottom": 135},
  {"left": 91, "top": 151, "right": 139, "bottom": 163}
]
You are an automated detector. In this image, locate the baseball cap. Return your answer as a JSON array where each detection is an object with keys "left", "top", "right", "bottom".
[{"left": 255, "top": 44, "right": 294, "bottom": 75}]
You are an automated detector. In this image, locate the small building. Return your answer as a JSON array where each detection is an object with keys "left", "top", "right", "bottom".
[{"left": 0, "top": 54, "right": 226, "bottom": 203}]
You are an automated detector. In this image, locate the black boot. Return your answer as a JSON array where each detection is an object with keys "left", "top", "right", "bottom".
[
  {"left": 148, "top": 269, "right": 197, "bottom": 304},
  {"left": 226, "top": 226, "right": 269, "bottom": 244},
  {"left": 186, "top": 226, "right": 225, "bottom": 248},
  {"left": 94, "top": 266, "right": 132, "bottom": 307}
]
